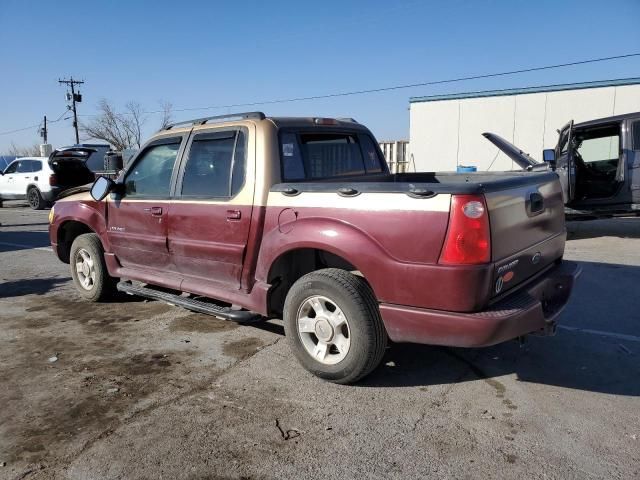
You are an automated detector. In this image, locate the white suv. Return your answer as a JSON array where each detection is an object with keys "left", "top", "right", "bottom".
[{"left": 0, "top": 157, "right": 58, "bottom": 209}]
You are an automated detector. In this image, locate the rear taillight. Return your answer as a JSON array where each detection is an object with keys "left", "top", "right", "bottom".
[
  {"left": 439, "top": 194, "right": 491, "bottom": 265},
  {"left": 49, "top": 174, "right": 58, "bottom": 186}
]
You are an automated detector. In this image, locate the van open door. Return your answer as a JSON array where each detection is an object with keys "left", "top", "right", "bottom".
[{"left": 555, "top": 120, "right": 575, "bottom": 204}]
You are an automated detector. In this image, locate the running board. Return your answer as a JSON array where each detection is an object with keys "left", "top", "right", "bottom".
[{"left": 117, "top": 281, "right": 263, "bottom": 323}]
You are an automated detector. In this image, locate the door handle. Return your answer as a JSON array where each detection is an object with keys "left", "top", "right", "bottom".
[
  {"left": 24, "top": 176, "right": 30, "bottom": 179},
  {"left": 226, "top": 209, "right": 241, "bottom": 220},
  {"left": 144, "top": 206, "right": 163, "bottom": 216}
]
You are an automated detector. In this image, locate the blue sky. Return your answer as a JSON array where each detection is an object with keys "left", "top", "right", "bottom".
[{"left": 1, "top": 0, "right": 639, "bottom": 151}]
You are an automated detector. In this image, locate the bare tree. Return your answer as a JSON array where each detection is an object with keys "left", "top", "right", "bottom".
[
  {"left": 80, "top": 99, "right": 147, "bottom": 150},
  {"left": 158, "top": 101, "right": 173, "bottom": 130},
  {"left": 8, "top": 141, "right": 42, "bottom": 157},
  {"left": 124, "top": 101, "right": 145, "bottom": 148}
]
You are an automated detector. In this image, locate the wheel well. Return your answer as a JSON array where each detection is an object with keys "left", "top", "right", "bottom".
[
  {"left": 57, "top": 221, "right": 94, "bottom": 263},
  {"left": 266, "top": 248, "right": 361, "bottom": 317}
]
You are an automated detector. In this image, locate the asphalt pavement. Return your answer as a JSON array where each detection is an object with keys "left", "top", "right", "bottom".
[{"left": 1, "top": 200, "right": 638, "bottom": 479}]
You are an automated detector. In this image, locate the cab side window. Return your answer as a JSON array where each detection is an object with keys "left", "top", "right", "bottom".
[
  {"left": 180, "top": 130, "right": 246, "bottom": 198},
  {"left": 280, "top": 132, "right": 305, "bottom": 181},
  {"left": 124, "top": 139, "right": 182, "bottom": 198}
]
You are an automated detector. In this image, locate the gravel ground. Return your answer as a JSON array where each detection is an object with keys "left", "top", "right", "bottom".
[{"left": 0, "top": 201, "right": 638, "bottom": 479}]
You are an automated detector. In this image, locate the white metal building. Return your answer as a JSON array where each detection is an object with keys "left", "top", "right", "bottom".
[{"left": 408, "top": 78, "right": 640, "bottom": 172}]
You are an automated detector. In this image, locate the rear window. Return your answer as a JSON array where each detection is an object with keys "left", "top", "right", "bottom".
[{"left": 280, "top": 132, "right": 384, "bottom": 181}]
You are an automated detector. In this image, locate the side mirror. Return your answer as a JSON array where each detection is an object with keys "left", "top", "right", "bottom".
[
  {"left": 90, "top": 176, "right": 114, "bottom": 201},
  {"left": 542, "top": 149, "right": 556, "bottom": 163}
]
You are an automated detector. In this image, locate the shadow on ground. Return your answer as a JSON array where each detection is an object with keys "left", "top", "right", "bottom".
[
  {"left": 0, "top": 277, "right": 71, "bottom": 298},
  {"left": 0, "top": 223, "right": 50, "bottom": 228},
  {"left": 567, "top": 217, "right": 640, "bottom": 240},
  {"left": 0, "top": 230, "right": 51, "bottom": 251},
  {"left": 360, "top": 259, "right": 640, "bottom": 395}
]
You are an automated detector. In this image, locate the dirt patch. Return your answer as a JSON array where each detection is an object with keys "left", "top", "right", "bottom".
[
  {"left": 26, "top": 305, "right": 47, "bottom": 312},
  {"left": 169, "top": 313, "right": 239, "bottom": 334},
  {"left": 223, "top": 337, "right": 266, "bottom": 360},
  {"left": 16, "top": 295, "right": 173, "bottom": 334},
  {"left": 0, "top": 292, "right": 197, "bottom": 469},
  {"left": 1, "top": 347, "right": 194, "bottom": 466},
  {"left": 0, "top": 284, "right": 276, "bottom": 475}
]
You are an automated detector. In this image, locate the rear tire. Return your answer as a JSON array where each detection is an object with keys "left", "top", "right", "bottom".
[
  {"left": 70, "top": 233, "right": 118, "bottom": 302},
  {"left": 283, "top": 268, "right": 387, "bottom": 384},
  {"left": 27, "top": 187, "right": 45, "bottom": 210}
]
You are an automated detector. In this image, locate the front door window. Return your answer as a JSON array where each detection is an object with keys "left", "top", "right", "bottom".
[{"left": 124, "top": 142, "right": 181, "bottom": 198}]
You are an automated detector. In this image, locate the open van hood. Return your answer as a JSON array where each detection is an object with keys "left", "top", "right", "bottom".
[{"left": 482, "top": 133, "right": 539, "bottom": 170}]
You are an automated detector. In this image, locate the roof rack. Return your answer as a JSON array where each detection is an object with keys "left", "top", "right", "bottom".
[
  {"left": 336, "top": 117, "right": 359, "bottom": 123},
  {"left": 164, "top": 111, "right": 266, "bottom": 130}
]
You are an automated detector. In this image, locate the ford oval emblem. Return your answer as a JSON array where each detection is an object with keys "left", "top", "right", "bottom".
[{"left": 531, "top": 252, "right": 542, "bottom": 265}]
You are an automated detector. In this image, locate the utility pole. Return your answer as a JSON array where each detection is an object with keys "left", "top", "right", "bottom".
[
  {"left": 58, "top": 76, "right": 84, "bottom": 144},
  {"left": 39, "top": 115, "right": 48, "bottom": 143}
]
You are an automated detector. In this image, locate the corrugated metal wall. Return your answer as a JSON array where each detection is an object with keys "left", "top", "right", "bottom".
[{"left": 409, "top": 83, "right": 640, "bottom": 172}]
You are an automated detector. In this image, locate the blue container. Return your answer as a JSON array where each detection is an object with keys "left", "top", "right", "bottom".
[{"left": 457, "top": 165, "right": 477, "bottom": 173}]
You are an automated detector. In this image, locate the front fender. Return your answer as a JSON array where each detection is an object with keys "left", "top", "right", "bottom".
[{"left": 50, "top": 195, "right": 110, "bottom": 251}]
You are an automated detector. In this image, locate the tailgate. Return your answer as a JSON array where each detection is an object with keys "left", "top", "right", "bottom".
[{"left": 484, "top": 173, "right": 566, "bottom": 297}]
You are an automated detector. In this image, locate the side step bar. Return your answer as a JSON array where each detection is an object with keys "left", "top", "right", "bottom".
[{"left": 117, "top": 281, "right": 263, "bottom": 323}]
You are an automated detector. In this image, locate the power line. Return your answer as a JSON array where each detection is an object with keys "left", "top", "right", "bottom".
[
  {"left": 0, "top": 110, "right": 69, "bottom": 137},
  {"left": 2, "top": 52, "right": 639, "bottom": 136},
  {"left": 0, "top": 123, "right": 42, "bottom": 136},
  {"left": 75, "top": 52, "right": 640, "bottom": 118},
  {"left": 161, "top": 52, "right": 640, "bottom": 114}
]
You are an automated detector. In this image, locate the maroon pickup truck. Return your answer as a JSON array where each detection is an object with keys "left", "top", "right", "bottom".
[{"left": 49, "top": 112, "right": 580, "bottom": 383}]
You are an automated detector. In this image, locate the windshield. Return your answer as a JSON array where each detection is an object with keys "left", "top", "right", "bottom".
[{"left": 0, "top": 156, "right": 16, "bottom": 171}]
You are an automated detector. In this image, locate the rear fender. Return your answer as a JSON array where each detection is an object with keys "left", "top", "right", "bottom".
[{"left": 256, "top": 217, "right": 393, "bottom": 299}]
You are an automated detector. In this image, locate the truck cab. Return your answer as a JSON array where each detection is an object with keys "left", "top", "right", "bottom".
[{"left": 550, "top": 112, "right": 640, "bottom": 217}]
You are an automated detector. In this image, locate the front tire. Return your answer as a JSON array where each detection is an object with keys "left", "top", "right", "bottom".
[
  {"left": 70, "top": 233, "right": 117, "bottom": 302},
  {"left": 27, "top": 187, "right": 45, "bottom": 210},
  {"left": 283, "top": 268, "right": 387, "bottom": 384}
]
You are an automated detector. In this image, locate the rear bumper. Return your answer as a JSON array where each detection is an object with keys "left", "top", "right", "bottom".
[{"left": 380, "top": 260, "right": 581, "bottom": 347}]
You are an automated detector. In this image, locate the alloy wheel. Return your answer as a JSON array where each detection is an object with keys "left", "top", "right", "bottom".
[
  {"left": 75, "top": 248, "right": 96, "bottom": 290},
  {"left": 296, "top": 295, "right": 351, "bottom": 365}
]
